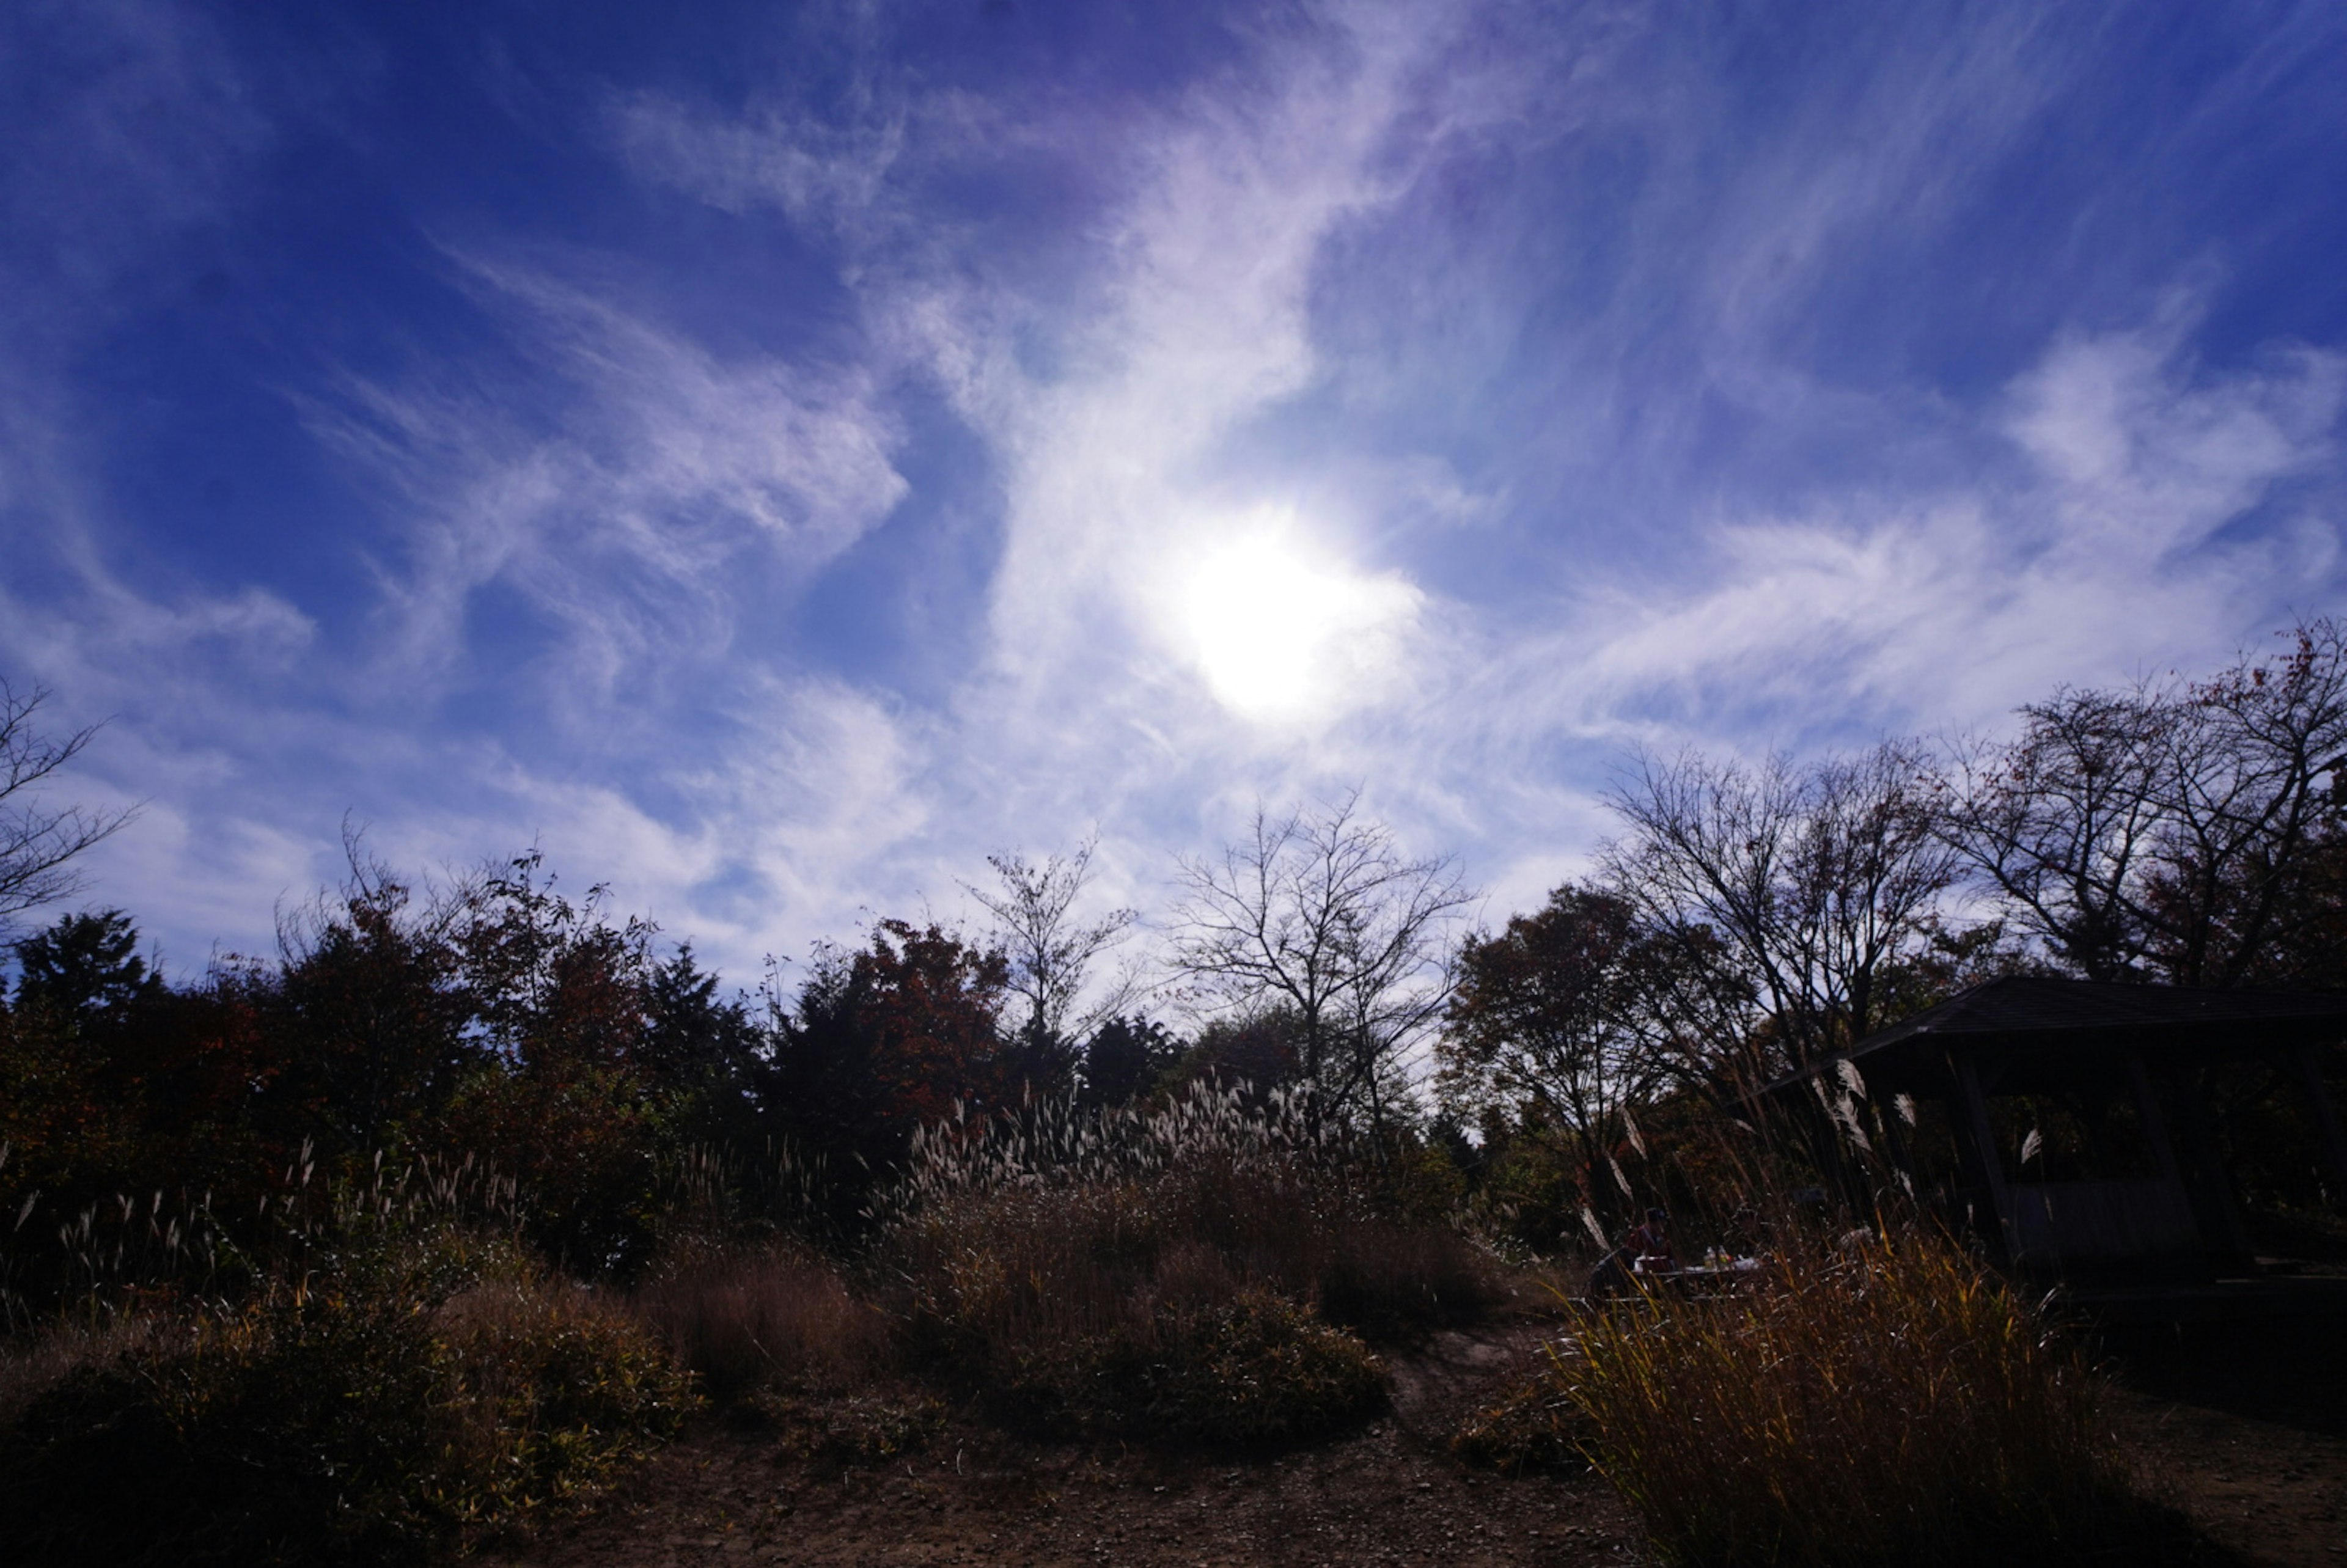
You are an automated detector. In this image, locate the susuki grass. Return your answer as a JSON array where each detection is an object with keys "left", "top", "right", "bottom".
[
  {"left": 1546, "top": 1226, "right": 2190, "bottom": 1568},
  {"left": 0, "top": 1197, "right": 691, "bottom": 1567},
  {"left": 879, "top": 1081, "right": 1498, "bottom": 1336},
  {"left": 2, "top": 1138, "right": 521, "bottom": 1337},
  {"left": 629, "top": 1238, "right": 885, "bottom": 1401},
  {"left": 870, "top": 1082, "right": 1486, "bottom": 1443}
]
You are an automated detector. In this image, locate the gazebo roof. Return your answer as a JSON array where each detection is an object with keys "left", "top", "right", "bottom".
[{"left": 1768, "top": 975, "right": 2347, "bottom": 1096}]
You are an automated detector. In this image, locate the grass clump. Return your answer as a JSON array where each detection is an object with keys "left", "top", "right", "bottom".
[
  {"left": 1096, "top": 1286, "right": 1387, "bottom": 1447},
  {"left": 879, "top": 1086, "right": 1449, "bottom": 1446},
  {"left": 630, "top": 1239, "right": 937, "bottom": 1464},
  {"left": 0, "top": 1236, "right": 693, "bottom": 1567},
  {"left": 1450, "top": 1354, "right": 1590, "bottom": 1475},
  {"left": 749, "top": 1386, "right": 945, "bottom": 1463},
  {"left": 630, "top": 1239, "right": 885, "bottom": 1404},
  {"left": 1559, "top": 1228, "right": 2187, "bottom": 1568},
  {"left": 886, "top": 1168, "right": 1398, "bottom": 1443}
]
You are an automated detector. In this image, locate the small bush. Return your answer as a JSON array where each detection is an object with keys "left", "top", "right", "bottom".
[
  {"left": 0, "top": 1312, "right": 178, "bottom": 1431},
  {"left": 631, "top": 1241, "right": 884, "bottom": 1402},
  {"left": 1315, "top": 1213, "right": 1497, "bottom": 1340},
  {"left": 1560, "top": 1228, "right": 2187, "bottom": 1568},
  {"left": 0, "top": 1239, "right": 693, "bottom": 1567},
  {"left": 872, "top": 1086, "right": 1500, "bottom": 1448},
  {"left": 879, "top": 1082, "right": 1502, "bottom": 1345},
  {"left": 889, "top": 1175, "right": 1392, "bottom": 1446},
  {"left": 748, "top": 1387, "right": 945, "bottom": 1463},
  {"left": 890, "top": 1158, "right": 1492, "bottom": 1357},
  {"left": 1099, "top": 1288, "right": 1387, "bottom": 1447}
]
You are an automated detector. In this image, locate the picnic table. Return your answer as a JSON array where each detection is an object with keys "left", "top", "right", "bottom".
[{"left": 1629, "top": 1256, "right": 1767, "bottom": 1299}]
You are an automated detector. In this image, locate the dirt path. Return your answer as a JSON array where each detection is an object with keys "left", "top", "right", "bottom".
[
  {"left": 476, "top": 1322, "right": 2347, "bottom": 1568},
  {"left": 2109, "top": 1389, "right": 2347, "bottom": 1567},
  {"left": 477, "top": 1326, "right": 1642, "bottom": 1568}
]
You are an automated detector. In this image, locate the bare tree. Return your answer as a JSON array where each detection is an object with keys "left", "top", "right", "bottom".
[
  {"left": 1940, "top": 621, "right": 2347, "bottom": 986},
  {"left": 1604, "top": 741, "right": 1960, "bottom": 1083},
  {"left": 1167, "top": 793, "right": 1475, "bottom": 1129},
  {"left": 968, "top": 837, "right": 1138, "bottom": 1060},
  {"left": 1939, "top": 687, "right": 2169, "bottom": 981},
  {"left": 1, "top": 681, "right": 136, "bottom": 929}
]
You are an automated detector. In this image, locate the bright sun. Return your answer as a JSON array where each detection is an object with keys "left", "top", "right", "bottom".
[{"left": 1174, "top": 521, "right": 1420, "bottom": 725}]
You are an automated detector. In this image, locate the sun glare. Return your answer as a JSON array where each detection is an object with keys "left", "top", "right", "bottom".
[{"left": 1174, "top": 522, "right": 1420, "bottom": 725}]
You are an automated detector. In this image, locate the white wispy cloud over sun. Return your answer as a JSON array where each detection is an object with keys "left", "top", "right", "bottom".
[{"left": 2, "top": 0, "right": 2343, "bottom": 986}]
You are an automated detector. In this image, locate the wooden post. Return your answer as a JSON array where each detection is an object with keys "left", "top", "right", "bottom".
[
  {"left": 2297, "top": 1044, "right": 2347, "bottom": 1209},
  {"left": 2163, "top": 1056, "right": 2257, "bottom": 1273},
  {"left": 2127, "top": 1055, "right": 2186, "bottom": 1185},
  {"left": 1953, "top": 1053, "right": 2018, "bottom": 1267}
]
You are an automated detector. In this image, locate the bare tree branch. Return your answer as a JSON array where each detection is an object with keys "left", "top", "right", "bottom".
[
  {"left": 1603, "top": 741, "right": 1958, "bottom": 1082},
  {"left": 1937, "top": 620, "right": 2347, "bottom": 986},
  {"left": 966, "top": 837, "right": 1138, "bottom": 1050},
  {"left": 1167, "top": 791, "right": 1476, "bottom": 1128},
  {"left": 1, "top": 681, "right": 137, "bottom": 928}
]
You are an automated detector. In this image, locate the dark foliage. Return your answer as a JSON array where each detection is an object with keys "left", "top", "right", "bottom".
[
  {"left": 1078, "top": 1014, "right": 1181, "bottom": 1107},
  {"left": 0, "top": 1238, "right": 692, "bottom": 1567}
]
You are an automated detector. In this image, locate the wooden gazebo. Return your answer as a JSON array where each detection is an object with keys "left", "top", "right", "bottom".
[{"left": 1769, "top": 977, "right": 2347, "bottom": 1279}]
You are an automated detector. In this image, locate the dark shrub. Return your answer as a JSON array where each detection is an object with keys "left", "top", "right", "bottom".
[
  {"left": 0, "top": 1243, "right": 692, "bottom": 1567},
  {"left": 1099, "top": 1288, "right": 1387, "bottom": 1447},
  {"left": 630, "top": 1240, "right": 884, "bottom": 1404}
]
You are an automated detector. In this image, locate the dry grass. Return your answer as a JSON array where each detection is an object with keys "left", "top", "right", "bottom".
[
  {"left": 862, "top": 1082, "right": 1489, "bottom": 1446},
  {"left": 1451, "top": 1357, "right": 1592, "bottom": 1475},
  {"left": 878, "top": 1083, "right": 1500, "bottom": 1346},
  {"left": 0, "top": 1311, "right": 185, "bottom": 1431},
  {"left": 628, "top": 1241, "right": 886, "bottom": 1402},
  {"left": 0, "top": 1233, "right": 692, "bottom": 1567},
  {"left": 1555, "top": 1228, "right": 2194, "bottom": 1568},
  {"left": 625, "top": 1241, "right": 946, "bottom": 1465},
  {"left": 882, "top": 1155, "right": 1438, "bottom": 1444}
]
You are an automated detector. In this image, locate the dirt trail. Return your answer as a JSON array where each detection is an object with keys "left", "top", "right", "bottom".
[
  {"left": 2109, "top": 1390, "right": 2347, "bottom": 1567},
  {"left": 476, "top": 1321, "right": 2347, "bottom": 1568},
  {"left": 476, "top": 1326, "right": 1641, "bottom": 1568}
]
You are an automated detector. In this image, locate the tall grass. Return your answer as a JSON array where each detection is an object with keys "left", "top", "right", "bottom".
[
  {"left": 630, "top": 1240, "right": 884, "bottom": 1402},
  {"left": 2, "top": 1138, "right": 520, "bottom": 1337},
  {"left": 0, "top": 1180, "right": 689, "bottom": 1567},
  {"left": 870, "top": 1078, "right": 1337, "bottom": 1220},
  {"left": 868, "top": 1082, "right": 1491, "bottom": 1444},
  {"left": 1559, "top": 1228, "right": 2168, "bottom": 1568},
  {"left": 881, "top": 1082, "right": 1497, "bottom": 1343}
]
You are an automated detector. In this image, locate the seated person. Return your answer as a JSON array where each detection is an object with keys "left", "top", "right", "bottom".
[{"left": 1626, "top": 1207, "right": 1677, "bottom": 1271}]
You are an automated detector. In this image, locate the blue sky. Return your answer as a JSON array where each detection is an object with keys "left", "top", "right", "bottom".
[{"left": 5, "top": 0, "right": 2346, "bottom": 985}]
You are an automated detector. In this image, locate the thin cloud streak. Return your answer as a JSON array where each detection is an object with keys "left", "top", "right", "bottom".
[{"left": 1, "top": 1, "right": 2342, "bottom": 992}]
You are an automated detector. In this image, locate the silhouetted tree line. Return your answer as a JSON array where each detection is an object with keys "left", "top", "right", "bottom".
[
  {"left": 1441, "top": 620, "right": 2347, "bottom": 1245},
  {"left": 0, "top": 844, "right": 1199, "bottom": 1275},
  {"left": 4, "top": 623, "right": 2345, "bottom": 1281}
]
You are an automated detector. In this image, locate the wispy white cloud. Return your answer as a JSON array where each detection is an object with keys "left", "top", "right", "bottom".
[
  {"left": 8, "top": 0, "right": 2346, "bottom": 994},
  {"left": 1543, "top": 318, "right": 2346, "bottom": 743},
  {"left": 608, "top": 88, "right": 905, "bottom": 240},
  {"left": 587, "top": 1, "right": 2347, "bottom": 950},
  {"left": 305, "top": 258, "right": 909, "bottom": 713}
]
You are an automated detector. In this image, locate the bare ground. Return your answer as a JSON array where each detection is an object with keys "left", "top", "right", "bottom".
[
  {"left": 2104, "top": 1387, "right": 2347, "bottom": 1566},
  {"left": 476, "top": 1321, "right": 2347, "bottom": 1568}
]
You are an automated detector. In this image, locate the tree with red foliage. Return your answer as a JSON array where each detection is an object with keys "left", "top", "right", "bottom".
[
  {"left": 2, "top": 911, "right": 284, "bottom": 1214},
  {"left": 434, "top": 852, "right": 670, "bottom": 1269},
  {"left": 760, "top": 919, "right": 1010, "bottom": 1227}
]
